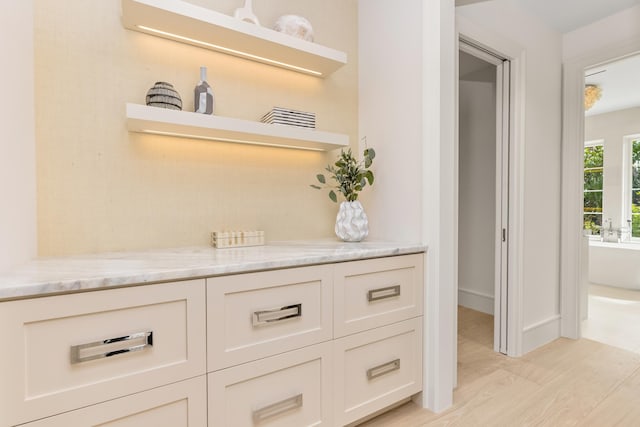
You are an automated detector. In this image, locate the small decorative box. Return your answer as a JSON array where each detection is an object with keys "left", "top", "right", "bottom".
[{"left": 211, "top": 230, "right": 265, "bottom": 248}]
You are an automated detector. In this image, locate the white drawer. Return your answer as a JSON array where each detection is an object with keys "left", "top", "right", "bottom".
[
  {"left": 333, "top": 317, "right": 423, "bottom": 426},
  {"left": 22, "top": 376, "right": 207, "bottom": 427},
  {"left": 208, "top": 342, "right": 333, "bottom": 427},
  {"left": 334, "top": 254, "right": 424, "bottom": 337},
  {"left": 207, "top": 265, "right": 333, "bottom": 370},
  {"left": 0, "top": 280, "right": 206, "bottom": 427}
]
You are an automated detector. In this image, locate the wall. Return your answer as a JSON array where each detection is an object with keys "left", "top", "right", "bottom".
[
  {"left": 359, "top": 0, "right": 458, "bottom": 412},
  {"left": 0, "top": 1, "right": 37, "bottom": 272},
  {"left": 457, "top": 0, "right": 563, "bottom": 351},
  {"left": 458, "top": 56, "right": 496, "bottom": 314},
  {"left": 34, "top": 0, "right": 358, "bottom": 256},
  {"left": 563, "top": 5, "right": 640, "bottom": 62},
  {"left": 358, "top": 0, "right": 423, "bottom": 242},
  {"left": 585, "top": 107, "right": 640, "bottom": 231}
]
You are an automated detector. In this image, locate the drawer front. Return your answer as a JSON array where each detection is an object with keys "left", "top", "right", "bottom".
[
  {"left": 207, "top": 265, "right": 333, "bottom": 371},
  {"left": 333, "top": 317, "right": 423, "bottom": 426},
  {"left": 209, "top": 342, "right": 333, "bottom": 427},
  {"left": 0, "top": 280, "right": 206, "bottom": 427},
  {"left": 334, "top": 254, "right": 424, "bottom": 337},
  {"left": 23, "top": 376, "right": 207, "bottom": 427}
]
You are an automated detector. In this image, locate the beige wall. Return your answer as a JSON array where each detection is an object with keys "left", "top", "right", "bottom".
[{"left": 35, "top": 0, "right": 358, "bottom": 256}]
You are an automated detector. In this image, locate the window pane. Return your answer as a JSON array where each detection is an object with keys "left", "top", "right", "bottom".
[
  {"left": 632, "top": 140, "right": 640, "bottom": 238},
  {"left": 584, "top": 144, "right": 604, "bottom": 233}
]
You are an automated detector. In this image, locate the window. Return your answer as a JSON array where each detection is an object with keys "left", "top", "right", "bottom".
[
  {"left": 631, "top": 139, "right": 640, "bottom": 238},
  {"left": 584, "top": 143, "right": 604, "bottom": 234}
]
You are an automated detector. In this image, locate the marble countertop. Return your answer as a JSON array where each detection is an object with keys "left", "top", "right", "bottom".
[{"left": 0, "top": 240, "right": 426, "bottom": 301}]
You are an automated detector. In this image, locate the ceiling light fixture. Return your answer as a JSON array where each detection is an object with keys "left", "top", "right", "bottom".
[{"left": 584, "top": 84, "right": 602, "bottom": 111}]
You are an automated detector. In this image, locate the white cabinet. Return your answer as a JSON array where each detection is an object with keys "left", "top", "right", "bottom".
[
  {"left": 207, "top": 253, "right": 424, "bottom": 426},
  {"left": 207, "top": 265, "right": 333, "bottom": 371},
  {"left": 0, "top": 253, "right": 423, "bottom": 427},
  {"left": 334, "top": 254, "right": 424, "bottom": 337},
  {"left": 0, "top": 279, "right": 206, "bottom": 427},
  {"left": 209, "top": 342, "right": 333, "bottom": 427},
  {"left": 333, "top": 318, "right": 423, "bottom": 426},
  {"left": 23, "top": 376, "right": 207, "bottom": 427}
]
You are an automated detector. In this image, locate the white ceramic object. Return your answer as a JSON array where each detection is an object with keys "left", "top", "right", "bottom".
[
  {"left": 335, "top": 201, "right": 369, "bottom": 242},
  {"left": 274, "top": 15, "right": 314, "bottom": 42},
  {"left": 234, "top": 0, "right": 260, "bottom": 25}
]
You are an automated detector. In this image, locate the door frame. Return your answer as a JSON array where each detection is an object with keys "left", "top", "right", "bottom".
[
  {"left": 456, "top": 15, "right": 525, "bottom": 357},
  {"left": 560, "top": 40, "right": 640, "bottom": 338},
  {"left": 458, "top": 40, "right": 509, "bottom": 354}
]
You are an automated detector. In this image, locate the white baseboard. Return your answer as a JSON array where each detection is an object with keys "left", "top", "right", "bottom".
[
  {"left": 522, "top": 315, "right": 561, "bottom": 354},
  {"left": 458, "top": 288, "right": 494, "bottom": 315}
]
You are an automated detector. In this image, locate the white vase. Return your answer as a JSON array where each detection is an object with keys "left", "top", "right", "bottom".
[{"left": 335, "top": 201, "right": 369, "bottom": 242}]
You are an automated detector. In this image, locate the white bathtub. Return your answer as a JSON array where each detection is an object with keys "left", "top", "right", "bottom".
[{"left": 589, "top": 240, "right": 640, "bottom": 290}]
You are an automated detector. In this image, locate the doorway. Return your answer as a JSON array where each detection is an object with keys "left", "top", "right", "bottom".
[
  {"left": 458, "top": 40, "right": 511, "bottom": 355},
  {"left": 579, "top": 53, "right": 640, "bottom": 354}
]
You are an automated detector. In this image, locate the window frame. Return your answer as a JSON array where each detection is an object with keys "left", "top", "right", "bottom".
[
  {"left": 583, "top": 139, "right": 605, "bottom": 238},
  {"left": 623, "top": 134, "right": 640, "bottom": 241}
]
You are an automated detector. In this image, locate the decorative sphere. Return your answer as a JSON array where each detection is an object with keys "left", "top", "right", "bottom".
[
  {"left": 146, "top": 82, "right": 182, "bottom": 110},
  {"left": 274, "top": 15, "right": 314, "bottom": 42}
]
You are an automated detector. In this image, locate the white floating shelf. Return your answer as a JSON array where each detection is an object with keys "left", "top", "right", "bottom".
[
  {"left": 126, "top": 104, "right": 349, "bottom": 151},
  {"left": 121, "top": 0, "right": 347, "bottom": 77}
]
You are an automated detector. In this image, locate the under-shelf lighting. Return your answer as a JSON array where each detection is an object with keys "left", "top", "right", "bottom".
[
  {"left": 136, "top": 25, "right": 323, "bottom": 77},
  {"left": 140, "top": 129, "right": 326, "bottom": 151}
]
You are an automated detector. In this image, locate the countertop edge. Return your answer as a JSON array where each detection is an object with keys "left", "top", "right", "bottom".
[{"left": 0, "top": 242, "right": 427, "bottom": 301}]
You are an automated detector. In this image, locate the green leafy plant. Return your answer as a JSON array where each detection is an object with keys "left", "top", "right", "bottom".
[{"left": 311, "top": 147, "right": 376, "bottom": 203}]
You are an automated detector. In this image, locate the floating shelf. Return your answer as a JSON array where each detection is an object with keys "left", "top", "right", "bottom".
[
  {"left": 121, "top": 0, "right": 347, "bottom": 77},
  {"left": 126, "top": 104, "right": 349, "bottom": 151}
]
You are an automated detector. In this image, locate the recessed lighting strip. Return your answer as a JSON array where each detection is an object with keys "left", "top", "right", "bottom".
[
  {"left": 140, "top": 129, "right": 326, "bottom": 152},
  {"left": 137, "top": 25, "right": 323, "bottom": 77}
]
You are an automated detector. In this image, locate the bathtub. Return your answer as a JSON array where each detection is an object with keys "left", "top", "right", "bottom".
[{"left": 588, "top": 240, "right": 640, "bottom": 290}]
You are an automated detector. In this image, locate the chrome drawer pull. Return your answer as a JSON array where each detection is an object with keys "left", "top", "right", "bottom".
[
  {"left": 367, "top": 358, "right": 401, "bottom": 380},
  {"left": 367, "top": 285, "right": 401, "bottom": 302},
  {"left": 253, "top": 393, "right": 303, "bottom": 423},
  {"left": 252, "top": 303, "right": 302, "bottom": 327},
  {"left": 70, "top": 331, "right": 153, "bottom": 364}
]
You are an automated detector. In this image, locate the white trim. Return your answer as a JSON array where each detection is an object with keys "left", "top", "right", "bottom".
[
  {"left": 561, "top": 40, "right": 640, "bottom": 339},
  {"left": 457, "top": 14, "right": 526, "bottom": 358},
  {"left": 458, "top": 288, "right": 494, "bottom": 314},
  {"left": 584, "top": 139, "right": 604, "bottom": 148},
  {"left": 522, "top": 315, "right": 561, "bottom": 354},
  {"left": 623, "top": 135, "right": 640, "bottom": 241},
  {"left": 421, "top": 0, "right": 456, "bottom": 413}
]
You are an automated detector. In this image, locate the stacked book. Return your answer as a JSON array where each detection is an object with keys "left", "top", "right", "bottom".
[{"left": 260, "top": 107, "right": 316, "bottom": 129}]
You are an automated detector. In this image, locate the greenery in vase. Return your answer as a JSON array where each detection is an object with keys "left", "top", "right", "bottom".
[{"left": 311, "top": 147, "right": 376, "bottom": 202}]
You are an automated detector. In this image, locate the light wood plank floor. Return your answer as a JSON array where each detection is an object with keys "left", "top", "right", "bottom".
[{"left": 359, "top": 306, "right": 640, "bottom": 426}]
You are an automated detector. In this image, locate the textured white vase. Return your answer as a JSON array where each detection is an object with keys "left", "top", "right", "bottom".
[{"left": 335, "top": 201, "right": 369, "bottom": 242}]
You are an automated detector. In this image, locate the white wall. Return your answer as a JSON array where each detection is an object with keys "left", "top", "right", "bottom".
[
  {"left": 585, "top": 107, "right": 640, "bottom": 231},
  {"left": 458, "top": 75, "right": 496, "bottom": 315},
  {"left": 563, "top": 5, "right": 640, "bottom": 62},
  {"left": 0, "top": 1, "right": 37, "bottom": 272},
  {"left": 359, "top": 0, "right": 458, "bottom": 412},
  {"left": 358, "top": 0, "right": 423, "bottom": 242},
  {"left": 457, "top": 0, "right": 563, "bottom": 352}
]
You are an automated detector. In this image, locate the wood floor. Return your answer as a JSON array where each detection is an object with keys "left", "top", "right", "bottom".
[{"left": 359, "top": 306, "right": 640, "bottom": 426}]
